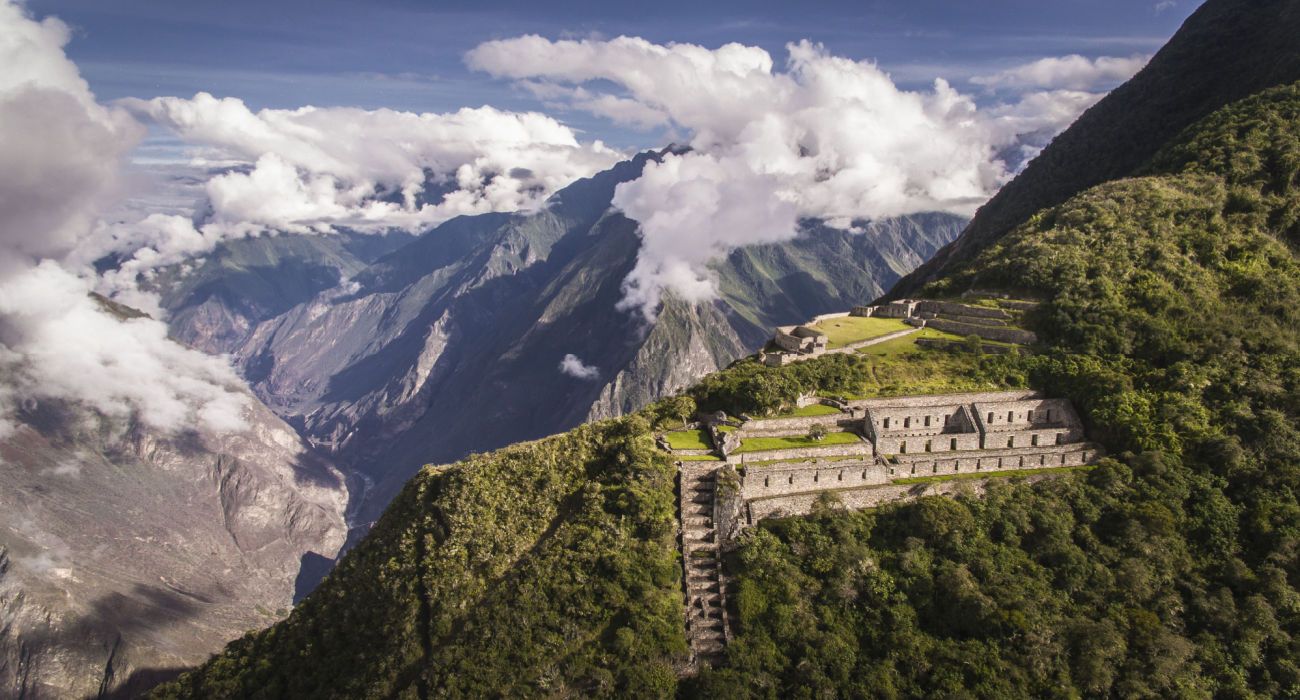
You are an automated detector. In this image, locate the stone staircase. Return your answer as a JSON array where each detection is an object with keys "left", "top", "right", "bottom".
[{"left": 679, "top": 465, "right": 727, "bottom": 668}]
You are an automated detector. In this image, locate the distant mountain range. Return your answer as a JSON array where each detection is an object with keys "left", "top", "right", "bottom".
[{"left": 155, "top": 149, "right": 964, "bottom": 529}]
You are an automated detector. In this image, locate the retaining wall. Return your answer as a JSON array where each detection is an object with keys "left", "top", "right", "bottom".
[
  {"left": 915, "top": 300, "right": 1012, "bottom": 320},
  {"left": 747, "top": 473, "right": 1063, "bottom": 522},
  {"left": 733, "top": 441, "right": 873, "bottom": 464},
  {"left": 926, "top": 318, "right": 1038, "bottom": 344},
  {"left": 736, "top": 414, "right": 856, "bottom": 436},
  {"left": 849, "top": 390, "right": 1041, "bottom": 411},
  {"left": 740, "top": 460, "right": 889, "bottom": 500},
  {"left": 890, "top": 444, "right": 1099, "bottom": 476}
]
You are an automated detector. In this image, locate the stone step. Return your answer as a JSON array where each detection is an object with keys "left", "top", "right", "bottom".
[
  {"left": 683, "top": 528, "right": 714, "bottom": 540},
  {"left": 684, "top": 516, "right": 713, "bottom": 527},
  {"left": 685, "top": 503, "right": 711, "bottom": 516},
  {"left": 687, "top": 574, "right": 719, "bottom": 586},
  {"left": 687, "top": 557, "right": 719, "bottom": 570},
  {"left": 690, "top": 494, "right": 713, "bottom": 505}
]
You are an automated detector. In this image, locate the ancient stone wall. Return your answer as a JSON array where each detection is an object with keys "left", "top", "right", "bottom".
[
  {"left": 848, "top": 390, "right": 1041, "bottom": 411},
  {"left": 915, "top": 300, "right": 1012, "bottom": 319},
  {"left": 877, "top": 432, "right": 982, "bottom": 455},
  {"left": 732, "top": 441, "right": 872, "bottom": 464},
  {"left": 891, "top": 444, "right": 1099, "bottom": 476},
  {"left": 736, "top": 414, "right": 855, "bottom": 437},
  {"left": 925, "top": 318, "right": 1038, "bottom": 344},
  {"left": 740, "top": 460, "right": 889, "bottom": 500},
  {"left": 746, "top": 475, "right": 1059, "bottom": 522}
]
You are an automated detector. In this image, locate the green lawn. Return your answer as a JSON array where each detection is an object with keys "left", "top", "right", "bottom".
[
  {"left": 856, "top": 327, "right": 967, "bottom": 357},
  {"left": 676, "top": 454, "right": 722, "bottom": 462},
  {"left": 663, "top": 429, "right": 712, "bottom": 451},
  {"left": 810, "top": 316, "right": 911, "bottom": 348},
  {"left": 736, "top": 431, "right": 864, "bottom": 453},
  {"left": 774, "top": 404, "right": 842, "bottom": 418}
]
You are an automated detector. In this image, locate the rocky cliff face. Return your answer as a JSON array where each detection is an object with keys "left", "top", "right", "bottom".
[
  {"left": 0, "top": 391, "right": 348, "bottom": 699},
  {"left": 152, "top": 152, "right": 962, "bottom": 526}
]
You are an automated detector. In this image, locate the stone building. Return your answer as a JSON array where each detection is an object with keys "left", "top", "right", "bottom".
[
  {"left": 971, "top": 398, "right": 1084, "bottom": 449},
  {"left": 862, "top": 397, "right": 982, "bottom": 455},
  {"left": 771, "top": 325, "right": 828, "bottom": 355}
]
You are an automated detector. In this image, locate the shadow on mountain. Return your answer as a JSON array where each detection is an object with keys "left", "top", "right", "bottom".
[{"left": 294, "top": 550, "right": 335, "bottom": 603}]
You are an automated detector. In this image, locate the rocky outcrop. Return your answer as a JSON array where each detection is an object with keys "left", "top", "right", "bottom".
[{"left": 0, "top": 393, "right": 348, "bottom": 699}]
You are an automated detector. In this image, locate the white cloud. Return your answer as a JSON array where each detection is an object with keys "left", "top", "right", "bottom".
[
  {"left": 1155, "top": 1, "right": 1178, "bottom": 14},
  {"left": 0, "top": 0, "right": 142, "bottom": 277},
  {"left": 117, "top": 93, "right": 621, "bottom": 234},
  {"left": 469, "top": 36, "right": 1105, "bottom": 318},
  {"left": 0, "top": 0, "right": 248, "bottom": 436},
  {"left": 559, "top": 354, "right": 600, "bottom": 380},
  {"left": 971, "top": 54, "right": 1149, "bottom": 92}
]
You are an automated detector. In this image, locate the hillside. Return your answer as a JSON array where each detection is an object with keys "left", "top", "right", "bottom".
[
  {"left": 889, "top": 0, "right": 1300, "bottom": 297},
  {"left": 150, "top": 15, "right": 1300, "bottom": 700},
  {"left": 0, "top": 382, "right": 348, "bottom": 698}
]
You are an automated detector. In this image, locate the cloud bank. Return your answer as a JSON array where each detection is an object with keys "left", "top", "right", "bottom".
[
  {"left": 972, "top": 54, "right": 1148, "bottom": 92},
  {"left": 468, "top": 36, "right": 1133, "bottom": 318},
  {"left": 558, "top": 354, "right": 600, "bottom": 380},
  {"left": 0, "top": 0, "right": 248, "bottom": 437}
]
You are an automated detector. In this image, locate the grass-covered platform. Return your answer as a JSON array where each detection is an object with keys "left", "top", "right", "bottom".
[
  {"left": 809, "top": 316, "right": 911, "bottom": 348},
  {"left": 774, "top": 403, "right": 842, "bottom": 418},
  {"left": 736, "top": 431, "right": 863, "bottom": 453},
  {"left": 662, "top": 429, "right": 712, "bottom": 451}
]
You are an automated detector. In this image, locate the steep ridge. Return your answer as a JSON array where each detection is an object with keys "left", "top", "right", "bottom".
[
  {"left": 150, "top": 21, "right": 1300, "bottom": 699},
  {"left": 200, "top": 151, "right": 961, "bottom": 526},
  {"left": 0, "top": 382, "right": 348, "bottom": 698},
  {"left": 150, "top": 230, "right": 414, "bottom": 355},
  {"left": 889, "top": 0, "right": 1300, "bottom": 297}
]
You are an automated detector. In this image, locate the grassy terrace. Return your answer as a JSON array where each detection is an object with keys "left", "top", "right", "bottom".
[
  {"left": 773, "top": 404, "right": 842, "bottom": 418},
  {"left": 676, "top": 454, "right": 722, "bottom": 462},
  {"left": 856, "top": 326, "right": 970, "bottom": 357},
  {"left": 736, "top": 431, "right": 864, "bottom": 453},
  {"left": 809, "top": 316, "right": 911, "bottom": 348},
  {"left": 662, "top": 429, "right": 712, "bottom": 451}
]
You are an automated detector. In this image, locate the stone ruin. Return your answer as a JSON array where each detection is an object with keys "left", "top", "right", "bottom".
[
  {"left": 670, "top": 389, "right": 1099, "bottom": 669},
  {"left": 761, "top": 297, "right": 1041, "bottom": 366}
]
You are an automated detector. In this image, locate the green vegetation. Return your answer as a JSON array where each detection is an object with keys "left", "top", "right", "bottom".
[
  {"left": 775, "top": 403, "right": 841, "bottom": 417},
  {"left": 891, "top": 463, "right": 1095, "bottom": 485},
  {"left": 735, "top": 431, "right": 862, "bottom": 454},
  {"left": 152, "top": 417, "right": 685, "bottom": 698},
  {"left": 809, "top": 315, "right": 911, "bottom": 348},
  {"left": 662, "top": 429, "right": 712, "bottom": 451},
  {"left": 687, "top": 82, "right": 1300, "bottom": 698},
  {"left": 690, "top": 342, "right": 1027, "bottom": 417},
  {"left": 856, "top": 326, "right": 965, "bottom": 356}
]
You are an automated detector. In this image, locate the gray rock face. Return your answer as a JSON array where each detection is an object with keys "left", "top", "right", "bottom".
[
  {"left": 161, "top": 152, "right": 965, "bottom": 527},
  {"left": 0, "top": 393, "right": 348, "bottom": 699}
]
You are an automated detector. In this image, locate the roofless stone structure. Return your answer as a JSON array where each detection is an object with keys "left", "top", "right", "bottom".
[{"left": 669, "top": 390, "right": 1099, "bottom": 670}]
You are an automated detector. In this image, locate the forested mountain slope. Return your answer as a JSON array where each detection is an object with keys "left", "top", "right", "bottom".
[{"left": 890, "top": 0, "right": 1300, "bottom": 297}]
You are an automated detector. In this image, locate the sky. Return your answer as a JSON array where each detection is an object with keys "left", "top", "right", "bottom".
[
  {"left": 29, "top": 0, "right": 1202, "bottom": 148},
  {"left": 0, "top": 0, "right": 1204, "bottom": 437}
]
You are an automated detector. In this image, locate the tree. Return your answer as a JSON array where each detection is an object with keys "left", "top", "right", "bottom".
[
  {"left": 664, "top": 395, "right": 697, "bottom": 429},
  {"left": 808, "top": 424, "right": 828, "bottom": 441}
]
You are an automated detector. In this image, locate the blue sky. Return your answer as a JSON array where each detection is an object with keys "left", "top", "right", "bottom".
[{"left": 31, "top": 0, "right": 1202, "bottom": 148}]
